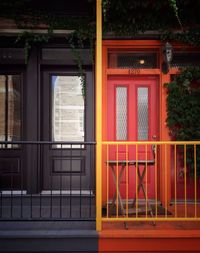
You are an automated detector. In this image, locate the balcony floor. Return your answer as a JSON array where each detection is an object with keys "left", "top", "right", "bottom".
[{"left": 100, "top": 204, "right": 200, "bottom": 252}]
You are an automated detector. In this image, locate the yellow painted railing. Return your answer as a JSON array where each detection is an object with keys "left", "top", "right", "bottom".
[
  {"left": 98, "top": 141, "right": 200, "bottom": 227},
  {"left": 95, "top": 0, "right": 102, "bottom": 231}
]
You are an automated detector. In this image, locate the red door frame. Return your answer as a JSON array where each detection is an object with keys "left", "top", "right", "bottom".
[{"left": 102, "top": 40, "right": 195, "bottom": 206}]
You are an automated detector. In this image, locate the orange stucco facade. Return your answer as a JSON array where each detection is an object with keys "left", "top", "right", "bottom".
[{"left": 101, "top": 39, "right": 194, "bottom": 207}]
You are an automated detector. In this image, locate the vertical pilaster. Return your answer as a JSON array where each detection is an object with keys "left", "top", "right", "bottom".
[{"left": 96, "top": 0, "right": 102, "bottom": 231}]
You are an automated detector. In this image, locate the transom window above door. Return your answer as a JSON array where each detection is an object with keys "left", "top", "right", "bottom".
[{"left": 108, "top": 50, "right": 158, "bottom": 69}]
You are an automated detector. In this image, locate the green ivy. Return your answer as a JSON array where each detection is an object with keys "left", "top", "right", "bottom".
[
  {"left": 168, "top": 0, "right": 182, "bottom": 29},
  {"left": 165, "top": 66, "right": 200, "bottom": 175},
  {"left": 16, "top": 31, "right": 52, "bottom": 63},
  {"left": 1, "top": 0, "right": 200, "bottom": 95}
]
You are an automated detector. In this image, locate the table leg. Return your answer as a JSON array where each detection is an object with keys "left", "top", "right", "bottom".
[
  {"left": 110, "top": 165, "right": 126, "bottom": 215},
  {"left": 132, "top": 165, "right": 155, "bottom": 224},
  {"left": 132, "top": 166, "right": 146, "bottom": 207}
]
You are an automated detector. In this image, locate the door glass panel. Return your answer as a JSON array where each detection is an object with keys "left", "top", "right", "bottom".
[
  {"left": 52, "top": 75, "right": 84, "bottom": 147},
  {"left": 137, "top": 87, "right": 148, "bottom": 140},
  {"left": 116, "top": 87, "right": 127, "bottom": 140},
  {"left": 0, "top": 75, "right": 21, "bottom": 148}
]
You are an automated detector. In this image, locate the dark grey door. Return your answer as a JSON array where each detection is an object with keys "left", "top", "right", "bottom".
[
  {"left": 0, "top": 70, "right": 26, "bottom": 191},
  {"left": 42, "top": 69, "right": 95, "bottom": 191}
]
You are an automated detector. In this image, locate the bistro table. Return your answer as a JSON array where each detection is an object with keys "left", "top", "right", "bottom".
[{"left": 107, "top": 159, "right": 155, "bottom": 221}]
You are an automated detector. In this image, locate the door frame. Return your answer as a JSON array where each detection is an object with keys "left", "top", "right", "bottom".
[{"left": 102, "top": 40, "right": 171, "bottom": 205}]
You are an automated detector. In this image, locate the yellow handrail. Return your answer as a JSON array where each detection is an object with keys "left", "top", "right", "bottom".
[{"left": 99, "top": 141, "right": 200, "bottom": 229}]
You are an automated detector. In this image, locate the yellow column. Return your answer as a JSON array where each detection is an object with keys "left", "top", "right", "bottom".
[{"left": 96, "top": 0, "right": 102, "bottom": 231}]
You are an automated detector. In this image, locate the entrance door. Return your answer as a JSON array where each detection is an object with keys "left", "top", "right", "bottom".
[
  {"left": 107, "top": 76, "right": 158, "bottom": 199},
  {"left": 42, "top": 70, "right": 95, "bottom": 191},
  {"left": 0, "top": 70, "right": 25, "bottom": 191}
]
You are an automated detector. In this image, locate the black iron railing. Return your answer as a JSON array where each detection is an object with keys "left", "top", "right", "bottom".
[{"left": 0, "top": 141, "right": 96, "bottom": 221}]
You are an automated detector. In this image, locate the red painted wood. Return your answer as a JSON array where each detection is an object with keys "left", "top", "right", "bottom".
[
  {"left": 99, "top": 235, "right": 200, "bottom": 252},
  {"left": 107, "top": 76, "right": 158, "bottom": 199}
]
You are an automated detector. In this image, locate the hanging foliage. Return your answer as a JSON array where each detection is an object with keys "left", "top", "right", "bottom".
[
  {"left": 0, "top": 0, "right": 200, "bottom": 95},
  {"left": 165, "top": 66, "right": 200, "bottom": 175}
]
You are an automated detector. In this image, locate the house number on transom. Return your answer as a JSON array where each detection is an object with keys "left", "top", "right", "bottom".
[{"left": 129, "top": 69, "right": 140, "bottom": 75}]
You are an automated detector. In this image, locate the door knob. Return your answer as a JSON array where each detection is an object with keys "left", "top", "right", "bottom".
[{"left": 152, "top": 135, "right": 157, "bottom": 140}]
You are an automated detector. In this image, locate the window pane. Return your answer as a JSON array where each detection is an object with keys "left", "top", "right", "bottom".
[
  {"left": 116, "top": 87, "right": 127, "bottom": 140},
  {"left": 108, "top": 50, "right": 158, "bottom": 69},
  {"left": 138, "top": 87, "right": 148, "bottom": 140},
  {"left": 0, "top": 75, "right": 21, "bottom": 147},
  {"left": 52, "top": 76, "right": 84, "bottom": 146}
]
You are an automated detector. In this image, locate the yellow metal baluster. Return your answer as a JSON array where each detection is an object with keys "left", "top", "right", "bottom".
[
  {"left": 174, "top": 144, "right": 177, "bottom": 218},
  {"left": 106, "top": 144, "right": 109, "bottom": 218},
  {"left": 165, "top": 144, "right": 168, "bottom": 218},
  {"left": 184, "top": 144, "right": 187, "bottom": 218},
  {"left": 155, "top": 143, "right": 158, "bottom": 218},
  {"left": 116, "top": 144, "right": 119, "bottom": 218},
  {"left": 136, "top": 144, "right": 138, "bottom": 218},
  {"left": 145, "top": 144, "right": 148, "bottom": 218},
  {"left": 126, "top": 144, "right": 128, "bottom": 217},
  {"left": 194, "top": 144, "right": 197, "bottom": 218}
]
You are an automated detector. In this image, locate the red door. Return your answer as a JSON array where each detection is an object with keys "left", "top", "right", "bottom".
[{"left": 107, "top": 76, "right": 158, "bottom": 199}]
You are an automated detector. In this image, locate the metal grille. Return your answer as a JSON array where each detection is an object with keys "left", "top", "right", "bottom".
[
  {"left": 137, "top": 87, "right": 148, "bottom": 140},
  {"left": 0, "top": 141, "right": 96, "bottom": 221},
  {"left": 171, "top": 52, "right": 200, "bottom": 68},
  {"left": 108, "top": 51, "right": 158, "bottom": 69},
  {"left": 116, "top": 87, "right": 127, "bottom": 140}
]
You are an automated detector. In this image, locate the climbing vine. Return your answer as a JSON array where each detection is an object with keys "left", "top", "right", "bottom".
[
  {"left": 16, "top": 31, "right": 52, "bottom": 63},
  {"left": 165, "top": 67, "right": 200, "bottom": 175},
  {"left": 168, "top": 0, "right": 183, "bottom": 29},
  {"left": 0, "top": 0, "right": 200, "bottom": 94}
]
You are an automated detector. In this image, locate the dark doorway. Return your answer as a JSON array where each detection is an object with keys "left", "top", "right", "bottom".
[
  {"left": 0, "top": 47, "right": 95, "bottom": 195},
  {"left": 41, "top": 69, "right": 95, "bottom": 192}
]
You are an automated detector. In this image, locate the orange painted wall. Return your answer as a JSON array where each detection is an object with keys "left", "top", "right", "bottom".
[{"left": 101, "top": 40, "right": 192, "bottom": 206}]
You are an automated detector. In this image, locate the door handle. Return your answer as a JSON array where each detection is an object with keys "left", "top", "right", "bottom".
[{"left": 152, "top": 135, "right": 157, "bottom": 140}]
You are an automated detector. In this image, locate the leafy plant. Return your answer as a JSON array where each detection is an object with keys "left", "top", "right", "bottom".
[{"left": 165, "top": 66, "right": 200, "bottom": 175}]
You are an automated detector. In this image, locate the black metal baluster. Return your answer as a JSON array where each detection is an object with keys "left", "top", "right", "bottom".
[
  {"left": 20, "top": 143, "right": 23, "bottom": 219},
  {"left": 94, "top": 143, "right": 96, "bottom": 219},
  {"left": 30, "top": 144, "right": 33, "bottom": 219},
  {"left": 0, "top": 143, "right": 2, "bottom": 218},
  {"left": 50, "top": 143, "right": 53, "bottom": 219},
  {"left": 70, "top": 144, "right": 72, "bottom": 218},
  {"left": 11, "top": 153, "right": 13, "bottom": 219},
  {"left": 89, "top": 144, "right": 92, "bottom": 218},
  {"left": 80, "top": 144, "right": 82, "bottom": 218},
  {"left": 39, "top": 143, "right": 42, "bottom": 218},
  {"left": 60, "top": 143, "right": 63, "bottom": 218},
  {"left": 0, "top": 166, "right": 2, "bottom": 218}
]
